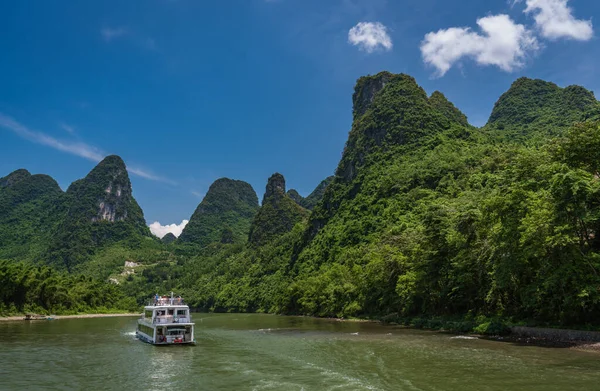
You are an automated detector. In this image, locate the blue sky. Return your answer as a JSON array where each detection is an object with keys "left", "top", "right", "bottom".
[{"left": 0, "top": 0, "right": 598, "bottom": 237}]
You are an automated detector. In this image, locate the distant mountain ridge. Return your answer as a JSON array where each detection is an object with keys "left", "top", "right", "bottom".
[
  {"left": 486, "top": 77, "right": 600, "bottom": 138},
  {"left": 3, "top": 71, "right": 600, "bottom": 331},
  {"left": 0, "top": 156, "right": 152, "bottom": 271},
  {"left": 248, "top": 173, "right": 308, "bottom": 246},
  {"left": 288, "top": 176, "right": 335, "bottom": 211},
  {"left": 0, "top": 169, "right": 65, "bottom": 261},
  {"left": 178, "top": 178, "right": 259, "bottom": 247},
  {"left": 47, "top": 155, "right": 152, "bottom": 271},
  {"left": 65, "top": 155, "right": 148, "bottom": 229}
]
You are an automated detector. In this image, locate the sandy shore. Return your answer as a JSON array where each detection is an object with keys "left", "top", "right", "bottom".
[
  {"left": 0, "top": 313, "right": 140, "bottom": 322},
  {"left": 572, "top": 342, "right": 600, "bottom": 353}
]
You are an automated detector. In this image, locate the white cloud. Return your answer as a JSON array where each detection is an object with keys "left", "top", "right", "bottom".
[
  {"left": 128, "top": 166, "right": 176, "bottom": 185},
  {"left": 59, "top": 122, "right": 76, "bottom": 135},
  {"left": 148, "top": 220, "right": 189, "bottom": 238},
  {"left": 0, "top": 113, "right": 172, "bottom": 183},
  {"left": 0, "top": 113, "right": 105, "bottom": 161},
  {"left": 421, "top": 14, "right": 538, "bottom": 77},
  {"left": 101, "top": 27, "right": 127, "bottom": 42},
  {"left": 348, "top": 22, "right": 392, "bottom": 53},
  {"left": 521, "top": 0, "right": 593, "bottom": 40}
]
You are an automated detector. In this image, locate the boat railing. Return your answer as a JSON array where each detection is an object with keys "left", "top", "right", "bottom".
[
  {"left": 148, "top": 297, "right": 185, "bottom": 306},
  {"left": 153, "top": 316, "right": 191, "bottom": 324}
]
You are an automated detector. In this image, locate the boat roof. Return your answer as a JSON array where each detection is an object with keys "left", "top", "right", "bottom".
[{"left": 144, "top": 305, "right": 189, "bottom": 309}]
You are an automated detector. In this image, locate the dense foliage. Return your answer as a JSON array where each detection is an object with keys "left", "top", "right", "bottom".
[
  {"left": 46, "top": 155, "right": 152, "bottom": 272},
  {"left": 0, "top": 170, "right": 65, "bottom": 262},
  {"left": 161, "top": 232, "right": 177, "bottom": 244},
  {"left": 3, "top": 72, "right": 600, "bottom": 330},
  {"left": 141, "top": 73, "right": 600, "bottom": 329},
  {"left": 0, "top": 155, "right": 153, "bottom": 274},
  {"left": 248, "top": 173, "right": 308, "bottom": 246},
  {"left": 288, "top": 176, "right": 335, "bottom": 210},
  {"left": 286, "top": 189, "right": 304, "bottom": 205},
  {"left": 487, "top": 77, "right": 600, "bottom": 139},
  {"left": 178, "top": 178, "right": 259, "bottom": 247},
  {"left": 0, "top": 260, "right": 137, "bottom": 315}
]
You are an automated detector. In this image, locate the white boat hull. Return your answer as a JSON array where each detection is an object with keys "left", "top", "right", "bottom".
[
  {"left": 136, "top": 330, "right": 196, "bottom": 345},
  {"left": 136, "top": 296, "right": 195, "bottom": 346}
]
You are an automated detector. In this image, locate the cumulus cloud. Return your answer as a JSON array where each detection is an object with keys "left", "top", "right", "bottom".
[
  {"left": 149, "top": 220, "right": 189, "bottom": 238},
  {"left": 521, "top": 0, "right": 593, "bottom": 40},
  {"left": 421, "top": 14, "right": 538, "bottom": 77},
  {"left": 101, "top": 27, "right": 127, "bottom": 42},
  {"left": 0, "top": 113, "right": 172, "bottom": 183},
  {"left": 348, "top": 22, "right": 393, "bottom": 53}
]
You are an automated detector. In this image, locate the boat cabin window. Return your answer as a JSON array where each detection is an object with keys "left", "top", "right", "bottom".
[
  {"left": 144, "top": 310, "right": 153, "bottom": 319},
  {"left": 168, "top": 309, "right": 174, "bottom": 315},
  {"left": 177, "top": 310, "right": 187, "bottom": 316}
]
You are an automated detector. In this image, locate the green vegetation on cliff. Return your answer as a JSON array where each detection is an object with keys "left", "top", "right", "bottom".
[
  {"left": 156, "top": 73, "right": 600, "bottom": 328},
  {"left": 286, "top": 189, "right": 304, "bottom": 205},
  {"left": 3, "top": 72, "right": 600, "bottom": 329},
  {"left": 47, "top": 155, "right": 152, "bottom": 272},
  {"left": 486, "top": 77, "right": 600, "bottom": 139},
  {"left": 161, "top": 232, "right": 177, "bottom": 244},
  {"left": 0, "top": 170, "right": 65, "bottom": 261},
  {"left": 178, "top": 178, "right": 259, "bottom": 247},
  {"left": 295, "top": 176, "right": 334, "bottom": 210},
  {"left": 0, "top": 260, "right": 137, "bottom": 315},
  {"left": 248, "top": 173, "right": 308, "bottom": 246}
]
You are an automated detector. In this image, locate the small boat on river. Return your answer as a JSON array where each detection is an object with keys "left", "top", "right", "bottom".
[
  {"left": 23, "top": 313, "right": 54, "bottom": 321},
  {"left": 136, "top": 292, "right": 195, "bottom": 345}
]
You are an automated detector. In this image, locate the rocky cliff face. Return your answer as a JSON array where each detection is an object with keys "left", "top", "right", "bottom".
[
  {"left": 264, "top": 173, "right": 286, "bottom": 203},
  {"left": 66, "top": 155, "right": 144, "bottom": 225},
  {"left": 337, "top": 72, "right": 465, "bottom": 183},
  {"left": 302, "top": 72, "right": 471, "bottom": 245},
  {"left": 46, "top": 155, "right": 150, "bottom": 271},
  {"left": 287, "top": 189, "right": 304, "bottom": 205},
  {"left": 178, "top": 178, "right": 259, "bottom": 246},
  {"left": 352, "top": 71, "right": 393, "bottom": 118},
  {"left": 248, "top": 173, "right": 308, "bottom": 246},
  {"left": 95, "top": 183, "right": 125, "bottom": 222}
]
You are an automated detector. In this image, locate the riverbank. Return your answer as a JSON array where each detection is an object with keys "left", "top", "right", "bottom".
[
  {"left": 0, "top": 313, "right": 140, "bottom": 322},
  {"left": 481, "top": 334, "right": 600, "bottom": 353},
  {"left": 354, "top": 314, "right": 600, "bottom": 353}
]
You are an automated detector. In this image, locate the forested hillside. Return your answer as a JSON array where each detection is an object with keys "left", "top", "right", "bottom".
[
  {"left": 178, "top": 178, "right": 259, "bottom": 247},
  {"left": 169, "top": 73, "right": 600, "bottom": 328},
  {"left": 0, "top": 169, "right": 65, "bottom": 262},
  {"left": 3, "top": 72, "right": 600, "bottom": 329}
]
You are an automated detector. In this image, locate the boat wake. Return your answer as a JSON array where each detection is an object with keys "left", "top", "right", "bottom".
[{"left": 123, "top": 331, "right": 137, "bottom": 339}]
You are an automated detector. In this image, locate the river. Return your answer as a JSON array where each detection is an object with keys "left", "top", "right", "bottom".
[{"left": 1, "top": 313, "right": 599, "bottom": 390}]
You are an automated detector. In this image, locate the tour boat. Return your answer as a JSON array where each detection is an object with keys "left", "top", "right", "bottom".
[{"left": 136, "top": 293, "right": 196, "bottom": 345}]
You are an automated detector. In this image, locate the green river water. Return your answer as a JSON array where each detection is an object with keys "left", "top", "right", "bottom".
[{"left": 1, "top": 313, "right": 599, "bottom": 390}]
